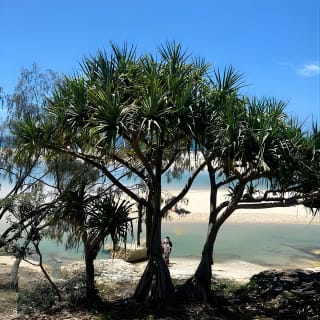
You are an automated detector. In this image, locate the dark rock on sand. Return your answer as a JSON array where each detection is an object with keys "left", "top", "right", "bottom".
[{"left": 235, "top": 269, "right": 320, "bottom": 319}]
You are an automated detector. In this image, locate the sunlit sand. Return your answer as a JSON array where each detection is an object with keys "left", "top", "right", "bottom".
[{"left": 161, "top": 189, "right": 319, "bottom": 225}]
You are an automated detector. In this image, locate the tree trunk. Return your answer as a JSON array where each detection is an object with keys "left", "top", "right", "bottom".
[
  {"left": 10, "top": 256, "right": 22, "bottom": 291},
  {"left": 35, "top": 242, "right": 62, "bottom": 300},
  {"left": 10, "top": 240, "right": 32, "bottom": 292},
  {"left": 176, "top": 222, "right": 219, "bottom": 303},
  {"left": 84, "top": 246, "right": 99, "bottom": 299},
  {"left": 134, "top": 210, "right": 174, "bottom": 302},
  {"left": 178, "top": 179, "right": 246, "bottom": 303},
  {"left": 134, "top": 255, "right": 174, "bottom": 302},
  {"left": 145, "top": 205, "right": 153, "bottom": 256},
  {"left": 145, "top": 192, "right": 153, "bottom": 253},
  {"left": 176, "top": 164, "right": 220, "bottom": 303},
  {"left": 134, "top": 172, "right": 174, "bottom": 302},
  {"left": 137, "top": 202, "right": 143, "bottom": 246},
  {"left": 134, "top": 143, "right": 175, "bottom": 303}
]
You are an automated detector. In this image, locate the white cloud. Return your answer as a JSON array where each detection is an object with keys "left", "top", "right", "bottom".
[{"left": 298, "top": 64, "right": 320, "bottom": 77}]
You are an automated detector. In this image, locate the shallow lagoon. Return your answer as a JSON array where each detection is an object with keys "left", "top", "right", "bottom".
[
  {"left": 32, "top": 221, "right": 320, "bottom": 269},
  {"left": 1, "top": 173, "right": 319, "bottom": 268},
  {"left": 0, "top": 210, "right": 319, "bottom": 269},
  {"left": 163, "top": 222, "right": 319, "bottom": 267}
]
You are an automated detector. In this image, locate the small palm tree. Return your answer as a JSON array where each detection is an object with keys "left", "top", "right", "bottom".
[{"left": 50, "top": 167, "right": 134, "bottom": 301}]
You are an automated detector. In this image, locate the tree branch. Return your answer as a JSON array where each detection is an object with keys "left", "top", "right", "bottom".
[{"left": 161, "top": 159, "right": 208, "bottom": 214}]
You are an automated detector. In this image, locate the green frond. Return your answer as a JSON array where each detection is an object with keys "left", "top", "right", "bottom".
[{"left": 213, "top": 66, "right": 245, "bottom": 93}]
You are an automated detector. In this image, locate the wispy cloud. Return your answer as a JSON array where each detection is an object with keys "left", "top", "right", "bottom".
[{"left": 298, "top": 64, "right": 320, "bottom": 77}]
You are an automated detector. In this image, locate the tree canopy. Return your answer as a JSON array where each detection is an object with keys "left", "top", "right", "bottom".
[{"left": 3, "top": 42, "right": 320, "bottom": 306}]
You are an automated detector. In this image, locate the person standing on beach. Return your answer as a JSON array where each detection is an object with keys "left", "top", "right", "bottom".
[{"left": 162, "top": 236, "right": 172, "bottom": 266}]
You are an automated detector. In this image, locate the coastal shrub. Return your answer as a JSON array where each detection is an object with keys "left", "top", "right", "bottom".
[
  {"left": 211, "top": 278, "right": 245, "bottom": 294},
  {"left": 68, "top": 284, "right": 87, "bottom": 306},
  {"left": 62, "top": 271, "right": 87, "bottom": 306},
  {"left": 17, "top": 280, "right": 56, "bottom": 314}
]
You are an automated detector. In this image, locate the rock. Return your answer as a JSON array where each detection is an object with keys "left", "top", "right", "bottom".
[
  {"left": 61, "top": 259, "right": 145, "bottom": 284},
  {"left": 106, "top": 242, "right": 147, "bottom": 263},
  {"left": 109, "top": 247, "right": 147, "bottom": 262},
  {"left": 237, "top": 269, "right": 320, "bottom": 319}
]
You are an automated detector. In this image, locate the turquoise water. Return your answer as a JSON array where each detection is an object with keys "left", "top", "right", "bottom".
[
  {"left": 16, "top": 221, "right": 318, "bottom": 269},
  {"left": 162, "top": 222, "right": 320, "bottom": 267},
  {"left": 1, "top": 210, "right": 319, "bottom": 268},
  {"left": 1, "top": 173, "right": 319, "bottom": 269}
]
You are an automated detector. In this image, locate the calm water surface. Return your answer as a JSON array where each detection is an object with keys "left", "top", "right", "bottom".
[
  {"left": 31, "top": 221, "right": 320, "bottom": 269},
  {"left": 163, "top": 222, "right": 320, "bottom": 267},
  {"left": 1, "top": 173, "right": 319, "bottom": 268}
]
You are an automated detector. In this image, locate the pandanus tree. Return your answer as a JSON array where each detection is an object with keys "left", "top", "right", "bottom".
[
  {"left": 9, "top": 43, "right": 319, "bottom": 306},
  {"left": 11, "top": 43, "right": 211, "bottom": 302},
  {"left": 177, "top": 67, "right": 247, "bottom": 301},
  {"left": 292, "top": 123, "right": 320, "bottom": 212},
  {"left": 180, "top": 80, "right": 315, "bottom": 302},
  {"left": 49, "top": 164, "right": 134, "bottom": 300}
]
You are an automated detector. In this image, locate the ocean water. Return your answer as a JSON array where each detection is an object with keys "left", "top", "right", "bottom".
[{"left": 162, "top": 170, "right": 211, "bottom": 190}]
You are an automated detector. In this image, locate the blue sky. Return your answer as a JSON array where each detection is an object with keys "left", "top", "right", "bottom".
[{"left": 0, "top": 0, "right": 319, "bottom": 129}]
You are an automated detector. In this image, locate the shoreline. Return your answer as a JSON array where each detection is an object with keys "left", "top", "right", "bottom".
[
  {"left": 1, "top": 189, "right": 319, "bottom": 233},
  {"left": 1, "top": 189, "right": 319, "bottom": 285},
  {"left": 159, "top": 189, "right": 320, "bottom": 225},
  {"left": 1, "top": 254, "right": 319, "bottom": 286}
]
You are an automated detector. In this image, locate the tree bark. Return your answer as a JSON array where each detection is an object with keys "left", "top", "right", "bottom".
[
  {"left": 84, "top": 246, "right": 99, "bottom": 299},
  {"left": 178, "top": 163, "right": 219, "bottom": 302},
  {"left": 177, "top": 167, "right": 246, "bottom": 303},
  {"left": 134, "top": 209, "right": 174, "bottom": 302},
  {"left": 134, "top": 156, "right": 174, "bottom": 302},
  {"left": 176, "top": 222, "right": 219, "bottom": 303},
  {"left": 134, "top": 255, "right": 174, "bottom": 302},
  {"left": 145, "top": 197, "right": 153, "bottom": 256},
  {"left": 10, "top": 256, "right": 22, "bottom": 291},
  {"left": 137, "top": 202, "right": 143, "bottom": 246},
  {"left": 35, "top": 243, "right": 62, "bottom": 301}
]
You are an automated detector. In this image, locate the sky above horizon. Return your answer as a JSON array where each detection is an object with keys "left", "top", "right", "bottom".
[{"left": 0, "top": 0, "right": 319, "bottom": 130}]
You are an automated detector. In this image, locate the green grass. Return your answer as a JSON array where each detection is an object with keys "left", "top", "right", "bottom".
[{"left": 211, "top": 278, "right": 246, "bottom": 294}]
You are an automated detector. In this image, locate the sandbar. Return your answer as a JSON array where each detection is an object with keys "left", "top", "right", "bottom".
[{"left": 160, "top": 189, "right": 319, "bottom": 225}]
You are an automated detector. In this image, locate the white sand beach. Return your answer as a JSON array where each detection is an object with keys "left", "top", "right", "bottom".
[
  {"left": 162, "top": 189, "right": 320, "bottom": 225},
  {"left": 1, "top": 255, "right": 319, "bottom": 287}
]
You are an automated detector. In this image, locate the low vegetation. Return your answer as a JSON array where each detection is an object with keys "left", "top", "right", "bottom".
[{"left": 1, "top": 268, "right": 318, "bottom": 319}]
